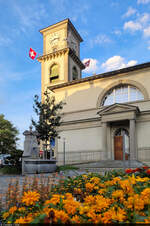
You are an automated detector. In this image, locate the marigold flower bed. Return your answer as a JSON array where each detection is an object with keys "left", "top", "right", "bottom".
[{"left": 0, "top": 167, "right": 150, "bottom": 224}]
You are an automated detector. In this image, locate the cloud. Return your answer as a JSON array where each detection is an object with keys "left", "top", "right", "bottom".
[
  {"left": 0, "top": 35, "right": 12, "bottom": 46},
  {"left": 82, "top": 56, "right": 138, "bottom": 75},
  {"left": 137, "top": 0, "right": 150, "bottom": 4},
  {"left": 113, "top": 30, "right": 122, "bottom": 35},
  {"left": 139, "top": 13, "right": 150, "bottom": 24},
  {"left": 101, "top": 56, "right": 137, "bottom": 72},
  {"left": 124, "top": 21, "right": 142, "bottom": 32},
  {"left": 123, "top": 12, "right": 150, "bottom": 38},
  {"left": 144, "top": 26, "right": 150, "bottom": 37},
  {"left": 123, "top": 7, "right": 137, "bottom": 18},
  {"left": 90, "top": 34, "right": 112, "bottom": 47},
  {"left": 82, "top": 58, "right": 100, "bottom": 74},
  {"left": 147, "top": 40, "right": 150, "bottom": 49}
]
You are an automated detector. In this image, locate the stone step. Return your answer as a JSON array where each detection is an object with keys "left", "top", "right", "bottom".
[{"left": 74, "top": 160, "right": 145, "bottom": 169}]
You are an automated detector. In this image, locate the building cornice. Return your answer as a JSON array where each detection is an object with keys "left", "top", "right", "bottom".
[{"left": 48, "top": 61, "right": 150, "bottom": 91}]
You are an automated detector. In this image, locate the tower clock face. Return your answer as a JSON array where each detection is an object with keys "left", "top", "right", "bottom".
[{"left": 49, "top": 32, "right": 59, "bottom": 46}]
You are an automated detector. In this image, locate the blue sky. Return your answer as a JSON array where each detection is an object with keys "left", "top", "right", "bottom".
[{"left": 0, "top": 0, "right": 150, "bottom": 149}]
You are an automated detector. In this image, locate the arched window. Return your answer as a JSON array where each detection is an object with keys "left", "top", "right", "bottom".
[
  {"left": 102, "top": 84, "right": 144, "bottom": 106},
  {"left": 72, "top": 66, "right": 78, "bottom": 80},
  {"left": 50, "top": 64, "right": 59, "bottom": 82}
]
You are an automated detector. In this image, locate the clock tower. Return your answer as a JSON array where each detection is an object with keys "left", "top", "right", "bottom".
[{"left": 37, "top": 19, "right": 85, "bottom": 95}]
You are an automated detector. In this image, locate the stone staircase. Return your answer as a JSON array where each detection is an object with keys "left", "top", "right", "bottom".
[{"left": 73, "top": 160, "right": 146, "bottom": 173}]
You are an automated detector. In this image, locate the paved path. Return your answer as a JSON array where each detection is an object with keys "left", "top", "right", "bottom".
[{"left": 0, "top": 170, "right": 87, "bottom": 196}]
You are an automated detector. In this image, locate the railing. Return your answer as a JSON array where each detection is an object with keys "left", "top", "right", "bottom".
[{"left": 57, "top": 150, "right": 102, "bottom": 165}]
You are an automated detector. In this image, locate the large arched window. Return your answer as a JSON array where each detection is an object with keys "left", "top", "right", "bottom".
[
  {"left": 72, "top": 66, "right": 78, "bottom": 80},
  {"left": 102, "top": 84, "right": 144, "bottom": 106},
  {"left": 50, "top": 64, "right": 59, "bottom": 83}
]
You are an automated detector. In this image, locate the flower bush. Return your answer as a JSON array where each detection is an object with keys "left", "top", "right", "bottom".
[{"left": 1, "top": 166, "right": 150, "bottom": 224}]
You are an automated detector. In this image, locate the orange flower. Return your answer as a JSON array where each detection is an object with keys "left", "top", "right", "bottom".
[
  {"left": 25, "top": 213, "right": 34, "bottom": 223},
  {"left": 112, "top": 190, "right": 125, "bottom": 203},
  {"left": 22, "top": 190, "right": 40, "bottom": 206},
  {"left": 144, "top": 217, "right": 150, "bottom": 223},
  {"left": 85, "top": 183, "right": 95, "bottom": 192},
  {"left": 18, "top": 207, "right": 26, "bottom": 212},
  {"left": 98, "top": 188, "right": 107, "bottom": 195},
  {"left": 63, "top": 198, "right": 80, "bottom": 215},
  {"left": 90, "top": 177, "right": 100, "bottom": 185},
  {"left": 119, "top": 179, "right": 134, "bottom": 194},
  {"left": 84, "top": 195, "right": 95, "bottom": 204},
  {"left": 15, "top": 217, "right": 27, "bottom": 224},
  {"left": 9, "top": 206, "right": 17, "bottom": 214},
  {"left": 136, "top": 176, "right": 149, "bottom": 182},
  {"left": 141, "top": 188, "right": 150, "bottom": 204},
  {"left": 102, "top": 209, "right": 113, "bottom": 223},
  {"left": 73, "top": 188, "right": 82, "bottom": 194},
  {"left": 2, "top": 212, "right": 9, "bottom": 220},
  {"left": 102, "top": 207, "right": 126, "bottom": 223},
  {"left": 44, "top": 194, "right": 63, "bottom": 206},
  {"left": 124, "top": 194, "right": 144, "bottom": 210},
  {"left": 71, "top": 215, "right": 81, "bottom": 223},
  {"left": 53, "top": 209, "right": 69, "bottom": 223},
  {"left": 95, "top": 195, "right": 111, "bottom": 211}
]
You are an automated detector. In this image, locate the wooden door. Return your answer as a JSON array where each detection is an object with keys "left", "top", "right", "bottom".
[{"left": 114, "top": 136, "right": 123, "bottom": 160}]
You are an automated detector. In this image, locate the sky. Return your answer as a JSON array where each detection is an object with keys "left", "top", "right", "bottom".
[{"left": 0, "top": 0, "right": 150, "bottom": 149}]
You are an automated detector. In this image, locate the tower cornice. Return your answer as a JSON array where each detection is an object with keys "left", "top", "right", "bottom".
[{"left": 37, "top": 47, "right": 85, "bottom": 70}]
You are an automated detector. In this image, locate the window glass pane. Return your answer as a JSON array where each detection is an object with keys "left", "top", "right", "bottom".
[
  {"left": 115, "top": 86, "right": 128, "bottom": 103},
  {"left": 137, "top": 90, "right": 144, "bottom": 100},
  {"left": 103, "top": 90, "right": 114, "bottom": 106},
  {"left": 130, "top": 87, "right": 137, "bottom": 101},
  {"left": 104, "top": 94, "right": 114, "bottom": 106},
  {"left": 102, "top": 84, "right": 144, "bottom": 106}
]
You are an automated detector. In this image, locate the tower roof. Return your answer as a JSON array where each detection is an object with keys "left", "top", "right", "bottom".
[{"left": 39, "top": 18, "right": 83, "bottom": 42}]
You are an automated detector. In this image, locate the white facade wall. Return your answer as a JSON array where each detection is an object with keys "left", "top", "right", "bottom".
[
  {"left": 137, "top": 121, "right": 150, "bottom": 163},
  {"left": 57, "top": 127, "right": 104, "bottom": 165}
]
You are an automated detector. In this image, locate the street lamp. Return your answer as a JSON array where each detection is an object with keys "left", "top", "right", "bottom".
[
  {"left": 63, "top": 138, "right": 66, "bottom": 166},
  {"left": 0, "top": 141, "right": 3, "bottom": 154}
]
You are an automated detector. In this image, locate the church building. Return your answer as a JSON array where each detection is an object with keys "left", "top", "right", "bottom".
[{"left": 37, "top": 19, "right": 150, "bottom": 166}]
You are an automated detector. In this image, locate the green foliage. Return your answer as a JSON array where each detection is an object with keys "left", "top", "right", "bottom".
[
  {"left": 31, "top": 89, "right": 65, "bottom": 148},
  {"left": 9, "top": 149, "right": 23, "bottom": 169},
  {"left": 56, "top": 165, "right": 79, "bottom": 172},
  {"left": 0, "top": 166, "right": 21, "bottom": 174},
  {"left": 0, "top": 114, "right": 19, "bottom": 155}
]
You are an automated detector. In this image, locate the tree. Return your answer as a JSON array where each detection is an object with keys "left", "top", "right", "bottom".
[
  {"left": 31, "top": 89, "right": 65, "bottom": 151},
  {"left": 0, "top": 114, "right": 19, "bottom": 155}
]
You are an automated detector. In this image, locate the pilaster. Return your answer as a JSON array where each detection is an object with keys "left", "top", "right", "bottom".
[
  {"left": 129, "top": 119, "right": 136, "bottom": 160},
  {"left": 102, "top": 122, "right": 107, "bottom": 160}
]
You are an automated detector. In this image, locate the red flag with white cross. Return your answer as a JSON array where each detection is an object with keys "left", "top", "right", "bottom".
[{"left": 29, "top": 48, "right": 37, "bottom": 60}]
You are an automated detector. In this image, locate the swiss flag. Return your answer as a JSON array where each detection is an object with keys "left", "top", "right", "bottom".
[
  {"left": 84, "top": 59, "right": 90, "bottom": 68},
  {"left": 29, "top": 48, "right": 37, "bottom": 60}
]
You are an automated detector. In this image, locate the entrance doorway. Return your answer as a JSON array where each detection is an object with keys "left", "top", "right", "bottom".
[{"left": 114, "top": 128, "right": 129, "bottom": 160}]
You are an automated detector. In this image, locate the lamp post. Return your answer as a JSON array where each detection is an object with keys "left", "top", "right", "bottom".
[
  {"left": 0, "top": 141, "right": 3, "bottom": 154},
  {"left": 63, "top": 138, "right": 66, "bottom": 166}
]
